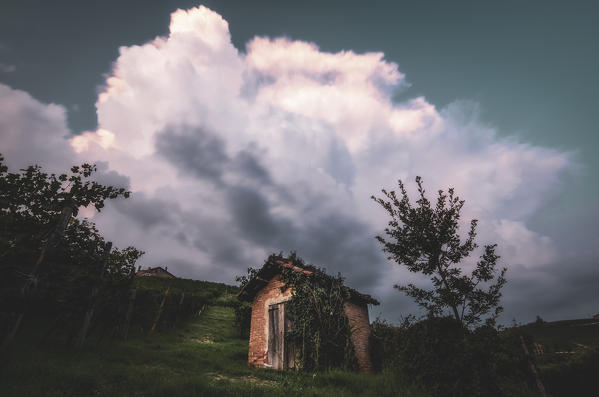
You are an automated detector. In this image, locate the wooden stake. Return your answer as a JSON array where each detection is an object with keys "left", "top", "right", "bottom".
[
  {"left": 174, "top": 292, "right": 185, "bottom": 326},
  {"left": 120, "top": 288, "right": 136, "bottom": 340},
  {"left": 74, "top": 242, "right": 112, "bottom": 349},
  {"left": 149, "top": 287, "right": 170, "bottom": 336},
  {"left": 520, "top": 335, "right": 547, "bottom": 397}
]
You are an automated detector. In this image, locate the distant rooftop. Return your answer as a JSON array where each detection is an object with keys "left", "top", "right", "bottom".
[{"left": 135, "top": 266, "right": 176, "bottom": 279}]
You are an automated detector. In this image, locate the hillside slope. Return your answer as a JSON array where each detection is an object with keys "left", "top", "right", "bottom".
[{"left": 0, "top": 305, "right": 410, "bottom": 397}]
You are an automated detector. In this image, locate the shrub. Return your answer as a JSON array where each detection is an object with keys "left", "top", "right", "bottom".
[
  {"left": 540, "top": 346, "right": 599, "bottom": 396},
  {"left": 233, "top": 300, "right": 252, "bottom": 338},
  {"left": 370, "top": 317, "right": 534, "bottom": 396},
  {"left": 369, "top": 318, "right": 406, "bottom": 372}
]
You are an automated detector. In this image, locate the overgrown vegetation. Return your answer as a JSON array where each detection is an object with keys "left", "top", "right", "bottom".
[
  {"left": 278, "top": 253, "right": 357, "bottom": 371},
  {"left": 370, "top": 317, "right": 536, "bottom": 396}
]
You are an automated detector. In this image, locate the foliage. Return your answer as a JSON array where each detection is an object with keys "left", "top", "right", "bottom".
[
  {"left": 235, "top": 266, "right": 259, "bottom": 290},
  {"left": 372, "top": 176, "right": 507, "bottom": 328},
  {"left": 369, "top": 317, "right": 413, "bottom": 371},
  {"left": 538, "top": 346, "right": 599, "bottom": 396},
  {"left": 370, "top": 317, "right": 535, "bottom": 396},
  {"left": 276, "top": 252, "right": 357, "bottom": 371},
  {"left": 232, "top": 299, "right": 252, "bottom": 338},
  {"left": 0, "top": 154, "right": 138, "bottom": 342},
  {"left": 31, "top": 219, "right": 143, "bottom": 337},
  {"left": 0, "top": 154, "right": 128, "bottom": 242}
]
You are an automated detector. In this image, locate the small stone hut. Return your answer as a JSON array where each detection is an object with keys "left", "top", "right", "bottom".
[{"left": 238, "top": 259, "right": 379, "bottom": 372}]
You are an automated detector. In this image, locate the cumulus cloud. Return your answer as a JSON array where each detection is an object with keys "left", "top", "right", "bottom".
[
  {"left": 1, "top": 5, "right": 589, "bottom": 323},
  {"left": 0, "top": 84, "right": 75, "bottom": 172}
]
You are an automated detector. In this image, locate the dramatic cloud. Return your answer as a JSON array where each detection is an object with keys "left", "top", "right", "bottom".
[
  {"left": 1, "top": 5, "right": 591, "bottom": 323},
  {"left": 0, "top": 84, "right": 75, "bottom": 172}
]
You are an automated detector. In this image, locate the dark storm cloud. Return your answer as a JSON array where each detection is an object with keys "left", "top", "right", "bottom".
[
  {"left": 502, "top": 260, "right": 599, "bottom": 323},
  {"left": 155, "top": 125, "right": 274, "bottom": 188},
  {"left": 155, "top": 125, "right": 383, "bottom": 291},
  {"left": 226, "top": 185, "right": 291, "bottom": 246},
  {"left": 223, "top": 181, "right": 384, "bottom": 294},
  {"left": 155, "top": 126, "right": 229, "bottom": 184},
  {"left": 112, "top": 192, "right": 179, "bottom": 229},
  {"left": 232, "top": 150, "right": 273, "bottom": 186},
  {"left": 296, "top": 213, "right": 384, "bottom": 289}
]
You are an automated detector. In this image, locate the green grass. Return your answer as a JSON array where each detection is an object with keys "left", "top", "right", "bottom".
[{"left": 0, "top": 306, "right": 421, "bottom": 397}]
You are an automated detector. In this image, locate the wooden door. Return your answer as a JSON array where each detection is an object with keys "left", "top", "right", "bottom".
[
  {"left": 268, "top": 303, "right": 284, "bottom": 369},
  {"left": 268, "top": 302, "right": 295, "bottom": 369}
]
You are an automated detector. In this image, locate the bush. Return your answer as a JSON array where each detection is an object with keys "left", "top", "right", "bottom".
[
  {"left": 233, "top": 300, "right": 252, "bottom": 338},
  {"left": 370, "top": 318, "right": 406, "bottom": 372},
  {"left": 370, "top": 317, "right": 535, "bottom": 396},
  {"left": 540, "top": 346, "right": 599, "bottom": 396}
]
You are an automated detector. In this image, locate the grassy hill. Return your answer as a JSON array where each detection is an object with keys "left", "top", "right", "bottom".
[
  {"left": 0, "top": 280, "right": 417, "bottom": 397},
  {"left": 2, "top": 276, "right": 594, "bottom": 396}
]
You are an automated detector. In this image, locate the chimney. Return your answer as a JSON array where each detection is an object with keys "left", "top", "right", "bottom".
[
  {"left": 165, "top": 266, "right": 168, "bottom": 272},
  {"left": 138, "top": 265, "right": 141, "bottom": 272}
]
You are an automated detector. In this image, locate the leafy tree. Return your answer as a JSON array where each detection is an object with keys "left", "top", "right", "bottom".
[
  {"left": 372, "top": 176, "right": 506, "bottom": 327},
  {"left": 0, "top": 154, "right": 129, "bottom": 268},
  {"left": 0, "top": 154, "right": 140, "bottom": 343}
]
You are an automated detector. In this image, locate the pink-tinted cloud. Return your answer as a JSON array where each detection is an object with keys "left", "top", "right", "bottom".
[{"left": 0, "top": 5, "right": 577, "bottom": 322}]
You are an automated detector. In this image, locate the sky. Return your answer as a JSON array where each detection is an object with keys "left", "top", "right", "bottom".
[{"left": 1, "top": 0, "right": 598, "bottom": 325}]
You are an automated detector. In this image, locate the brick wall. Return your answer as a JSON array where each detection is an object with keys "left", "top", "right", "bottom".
[
  {"left": 344, "top": 301, "right": 373, "bottom": 373},
  {"left": 248, "top": 275, "right": 292, "bottom": 367}
]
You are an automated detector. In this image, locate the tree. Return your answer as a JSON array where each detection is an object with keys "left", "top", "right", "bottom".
[
  {"left": 0, "top": 154, "right": 140, "bottom": 346},
  {"left": 372, "top": 176, "right": 506, "bottom": 327}
]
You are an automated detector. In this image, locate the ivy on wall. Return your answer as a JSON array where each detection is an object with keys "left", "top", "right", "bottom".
[{"left": 274, "top": 253, "right": 358, "bottom": 371}]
